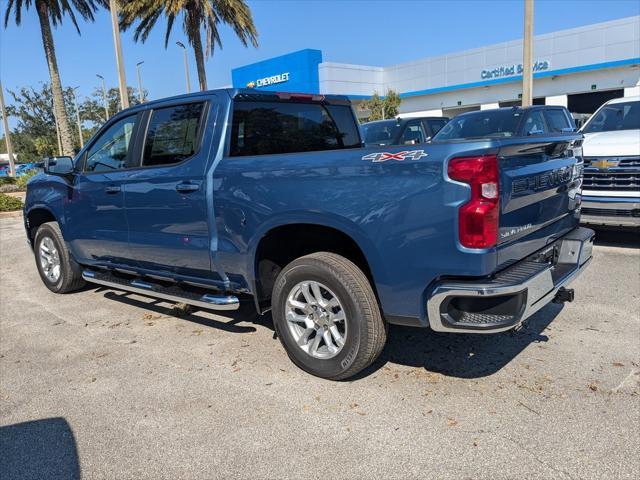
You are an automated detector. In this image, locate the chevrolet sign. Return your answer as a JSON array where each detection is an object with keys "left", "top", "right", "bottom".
[{"left": 246, "top": 72, "right": 290, "bottom": 88}]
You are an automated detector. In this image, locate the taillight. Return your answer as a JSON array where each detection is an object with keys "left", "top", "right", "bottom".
[{"left": 448, "top": 155, "right": 499, "bottom": 249}]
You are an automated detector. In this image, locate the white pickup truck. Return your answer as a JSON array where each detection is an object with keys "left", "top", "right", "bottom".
[{"left": 580, "top": 96, "right": 640, "bottom": 228}]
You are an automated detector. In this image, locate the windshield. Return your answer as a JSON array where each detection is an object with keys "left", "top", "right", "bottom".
[
  {"left": 433, "top": 109, "right": 522, "bottom": 141},
  {"left": 361, "top": 120, "right": 401, "bottom": 145},
  {"left": 582, "top": 101, "right": 640, "bottom": 133}
]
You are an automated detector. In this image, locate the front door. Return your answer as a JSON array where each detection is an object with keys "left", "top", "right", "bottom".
[
  {"left": 124, "top": 100, "right": 215, "bottom": 279},
  {"left": 64, "top": 113, "right": 140, "bottom": 266}
]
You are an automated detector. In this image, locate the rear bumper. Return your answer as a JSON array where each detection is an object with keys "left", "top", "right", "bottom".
[
  {"left": 581, "top": 195, "right": 640, "bottom": 228},
  {"left": 426, "top": 227, "right": 594, "bottom": 333}
]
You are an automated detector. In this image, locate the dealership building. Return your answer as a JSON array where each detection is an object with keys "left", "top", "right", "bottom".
[{"left": 231, "top": 16, "right": 640, "bottom": 118}]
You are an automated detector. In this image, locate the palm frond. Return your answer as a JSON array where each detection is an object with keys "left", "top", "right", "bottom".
[
  {"left": 164, "top": 12, "right": 176, "bottom": 48},
  {"left": 57, "top": 0, "right": 81, "bottom": 34},
  {"left": 119, "top": 0, "right": 258, "bottom": 53},
  {"left": 4, "top": 0, "right": 17, "bottom": 28}
]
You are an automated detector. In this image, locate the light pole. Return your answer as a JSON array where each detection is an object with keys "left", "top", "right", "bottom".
[
  {"left": 96, "top": 74, "right": 109, "bottom": 121},
  {"left": 0, "top": 80, "right": 16, "bottom": 177},
  {"left": 109, "top": 0, "right": 129, "bottom": 110},
  {"left": 176, "top": 41, "right": 191, "bottom": 94},
  {"left": 136, "top": 61, "right": 145, "bottom": 103},
  {"left": 72, "top": 86, "right": 84, "bottom": 149},
  {"left": 522, "top": 0, "right": 534, "bottom": 107}
]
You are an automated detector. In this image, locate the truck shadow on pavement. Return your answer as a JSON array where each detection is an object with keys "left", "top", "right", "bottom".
[
  {"left": 0, "top": 417, "right": 80, "bottom": 480},
  {"left": 97, "top": 286, "right": 562, "bottom": 381},
  {"left": 359, "top": 303, "right": 564, "bottom": 380},
  {"left": 101, "top": 289, "right": 272, "bottom": 333},
  {"left": 591, "top": 227, "right": 640, "bottom": 249}
]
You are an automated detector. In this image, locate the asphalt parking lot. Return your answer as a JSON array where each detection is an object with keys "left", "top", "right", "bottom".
[{"left": 1, "top": 216, "right": 638, "bottom": 480}]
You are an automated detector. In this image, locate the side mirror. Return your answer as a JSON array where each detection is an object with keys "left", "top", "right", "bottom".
[{"left": 44, "top": 156, "right": 74, "bottom": 176}]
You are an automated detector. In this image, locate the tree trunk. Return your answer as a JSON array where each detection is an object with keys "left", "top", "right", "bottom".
[
  {"left": 188, "top": 13, "right": 207, "bottom": 91},
  {"left": 36, "top": 0, "right": 75, "bottom": 156}
]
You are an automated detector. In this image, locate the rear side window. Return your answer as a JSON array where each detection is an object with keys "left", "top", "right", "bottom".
[
  {"left": 544, "top": 109, "right": 572, "bottom": 132},
  {"left": 433, "top": 109, "right": 522, "bottom": 141},
  {"left": 399, "top": 120, "right": 426, "bottom": 145},
  {"left": 230, "top": 101, "right": 360, "bottom": 157},
  {"left": 362, "top": 120, "right": 401, "bottom": 145},
  {"left": 142, "top": 103, "right": 204, "bottom": 167},
  {"left": 426, "top": 118, "right": 448, "bottom": 136}
]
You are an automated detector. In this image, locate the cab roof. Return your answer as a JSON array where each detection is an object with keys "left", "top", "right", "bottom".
[
  {"left": 118, "top": 88, "right": 352, "bottom": 116},
  {"left": 605, "top": 95, "right": 639, "bottom": 104}
]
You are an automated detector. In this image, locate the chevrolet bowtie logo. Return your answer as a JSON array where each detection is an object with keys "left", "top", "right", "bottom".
[
  {"left": 591, "top": 159, "right": 620, "bottom": 170},
  {"left": 246, "top": 81, "right": 256, "bottom": 88}
]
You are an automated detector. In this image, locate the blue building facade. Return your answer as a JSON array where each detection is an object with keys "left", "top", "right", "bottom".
[{"left": 231, "top": 49, "right": 323, "bottom": 94}]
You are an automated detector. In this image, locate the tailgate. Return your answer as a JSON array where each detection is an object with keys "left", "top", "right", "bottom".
[{"left": 496, "top": 136, "right": 583, "bottom": 268}]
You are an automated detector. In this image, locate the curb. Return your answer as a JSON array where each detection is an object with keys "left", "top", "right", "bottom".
[{"left": 0, "top": 210, "right": 23, "bottom": 219}]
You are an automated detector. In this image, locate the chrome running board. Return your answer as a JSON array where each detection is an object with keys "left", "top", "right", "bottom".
[{"left": 82, "top": 270, "right": 239, "bottom": 311}]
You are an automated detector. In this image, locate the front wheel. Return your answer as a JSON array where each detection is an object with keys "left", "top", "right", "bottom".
[
  {"left": 33, "top": 222, "right": 85, "bottom": 294},
  {"left": 272, "top": 252, "right": 386, "bottom": 380}
]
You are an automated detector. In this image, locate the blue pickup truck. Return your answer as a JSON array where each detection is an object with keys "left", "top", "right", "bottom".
[{"left": 24, "top": 91, "right": 594, "bottom": 379}]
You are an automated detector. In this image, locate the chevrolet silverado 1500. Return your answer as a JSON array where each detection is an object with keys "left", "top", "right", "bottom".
[
  {"left": 580, "top": 96, "right": 640, "bottom": 228},
  {"left": 24, "top": 91, "right": 593, "bottom": 379}
]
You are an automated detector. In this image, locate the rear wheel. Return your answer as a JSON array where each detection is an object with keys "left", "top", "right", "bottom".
[
  {"left": 272, "top": 252, "right": 386, "bottom": 380},
  {"left": 34, "top": 222, "right": 85, "bottom": 293}
]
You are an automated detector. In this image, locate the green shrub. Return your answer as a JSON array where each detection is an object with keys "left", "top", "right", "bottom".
[
  {"left": 0, "top": 176, "right": 17, "bottom": 186},
  {"left": 0, "top": 193, "right": 23, "bottom": 212},
  {"left": 15, "top": 169, "right": 38, "bottom": 190}
]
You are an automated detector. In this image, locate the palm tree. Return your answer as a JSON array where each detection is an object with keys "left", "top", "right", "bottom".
[
  {"left": 4, "top": 1, "right": 106, "bottom": 157},
  {"left": 120, "top": 0, "right": 258, "bottom": 92}
]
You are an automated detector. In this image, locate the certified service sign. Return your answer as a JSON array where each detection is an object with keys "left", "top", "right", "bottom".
[{"left": 247, "top": 72, "right": 290, "bottom": 88}]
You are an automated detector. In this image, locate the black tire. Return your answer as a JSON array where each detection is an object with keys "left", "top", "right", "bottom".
[
  {"left": 33, "top": 221, "right": 85, "bottom": 294},
  {"left": 272, "top": 252, "right": 386, "bottom": 380}
]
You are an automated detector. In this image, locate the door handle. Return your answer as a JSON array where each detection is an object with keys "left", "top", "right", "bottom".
[
  {"left": 175, "top": 182, "right": 200, "bottom": 193},
  {"left": 105, "top": 185, "right": 121, "bottom": 194}
]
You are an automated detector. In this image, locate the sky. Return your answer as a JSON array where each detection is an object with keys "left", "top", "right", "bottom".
[{"left": 1, "top": 0, "right": 639, "bottom": 113}]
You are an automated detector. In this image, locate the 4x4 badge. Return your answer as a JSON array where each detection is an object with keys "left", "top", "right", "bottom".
[{"left": 362, "top": 150, "right": 428, "bottom": 163}]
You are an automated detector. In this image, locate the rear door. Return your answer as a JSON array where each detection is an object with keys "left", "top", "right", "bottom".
[
  {"left": 497, "top": 109, "right": 582, "bottom": 266},
  {"left": 124, "top": 99, "right": 216, "bottom": 279}
]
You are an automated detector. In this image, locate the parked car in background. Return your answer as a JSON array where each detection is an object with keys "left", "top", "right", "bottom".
[
  {"left": 571, "top": 112, "right": 592, "bottom": 130},
  {"left": 0, "top": 162, "right": 39, "bottom": 177},
  {"left": 24, "top": 92, "right": 593, "bottom": 380},
  {"left": 436, "top": 105, "right": 577, "bottom": 139},
  {"left": 361, "top": 116, "right": 448, "bottom": 146},
  {"left": 580, "top": 96, "right": 640, "bottom": 228}
]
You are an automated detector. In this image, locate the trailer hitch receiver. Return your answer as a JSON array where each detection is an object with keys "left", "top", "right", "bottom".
[{"left": 553, "top": 287, "right": 575, "bottom": 304}]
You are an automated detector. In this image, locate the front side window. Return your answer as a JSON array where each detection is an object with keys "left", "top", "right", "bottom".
[
  {"left": 400, "top": 121, "right": 426, "bottom": 145},
  {"left": 544, "top": 109, "right": 572, "bottom": 132},
  {"left": 84, "top": 115, "right": 137, "bottom": 172},
  {"left": 142, "top": 103, "right": 205, "bottom": 167},
  {"left": 523, "top": 111, "right": 547, "bottom": 136},
  {"left": 230, "top": 101, "right": 360, "bottom": 156},
  {"left": 583, "top": 101, "right": 640, "bottom": 133}
]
